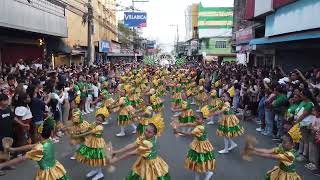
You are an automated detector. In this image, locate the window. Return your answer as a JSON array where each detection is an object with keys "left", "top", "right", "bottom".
[{"left": 215, "top": 41, "right": 227, "bottom": 48}]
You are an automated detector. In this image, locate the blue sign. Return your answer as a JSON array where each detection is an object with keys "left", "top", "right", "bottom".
[
  {"left": 124, "top": 12, "right": 147, "bottom": 27},
  {"left": 99, "top": 40, "right": 109, "bottom": 53}
]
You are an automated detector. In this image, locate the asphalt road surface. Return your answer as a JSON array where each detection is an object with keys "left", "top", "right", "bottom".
[{"left": 1, "top": 97, "right": 318, "bottom": 180}]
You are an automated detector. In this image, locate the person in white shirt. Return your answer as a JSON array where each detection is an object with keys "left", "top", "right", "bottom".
[{"left": 14, "top": 92, "right": 33, "bottom": 147}]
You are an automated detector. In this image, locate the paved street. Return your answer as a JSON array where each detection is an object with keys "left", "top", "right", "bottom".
[{"left": 2, "top": 97, "right": 318, "bottom": 180}]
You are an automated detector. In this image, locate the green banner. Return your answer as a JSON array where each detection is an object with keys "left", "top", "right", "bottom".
[{"left": 198, "top": 3, "right": 233, "bottom": 30}]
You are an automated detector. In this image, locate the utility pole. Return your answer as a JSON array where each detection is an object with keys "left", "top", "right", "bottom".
[
  {"left": 176, "top": 25, "right": 179, "bottom": 56},
  {"left": 132, "top": 0, "right": 138, "bottom": 62},
  {"left": 170, "top": 24, "right": 179, "bottom": 56},
  {"left": 87, "top": 0, "right": 94, "bottom": 66}
]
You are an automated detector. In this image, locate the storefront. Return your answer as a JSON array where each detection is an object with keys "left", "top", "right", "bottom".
[{"left": 96, "top": 40, "right": 109, "bottom": 63}]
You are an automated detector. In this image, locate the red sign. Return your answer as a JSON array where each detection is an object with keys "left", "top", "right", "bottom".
[
  {"left": 236, "top": 27, "right": 253, "bottom": 44},
  {"left": 245, "top": 0, "right": 255, "bottom": 20},
  {"left": 273, "top": 0, "right": 296, "bottom": 9}
]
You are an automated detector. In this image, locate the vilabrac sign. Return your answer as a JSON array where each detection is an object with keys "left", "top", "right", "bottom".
[{"left": 124, "top": 12, "right": 147, "bottom": 27}]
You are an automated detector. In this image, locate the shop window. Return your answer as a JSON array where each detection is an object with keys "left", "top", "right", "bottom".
[{"left": 215, "top": 41, "right": 227, "bottom": 48}]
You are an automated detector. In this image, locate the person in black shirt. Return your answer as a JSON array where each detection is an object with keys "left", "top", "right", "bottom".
[
  {"left": 26, "top": 85, "right": 45, "bottom": 143},
  {"left": 0, "top": 94, "right": 15, "bottom": 151}
]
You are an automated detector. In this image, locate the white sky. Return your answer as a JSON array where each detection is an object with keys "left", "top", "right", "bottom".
[{"left": 117, "top": 0, "right": 234, "bottom": 52}]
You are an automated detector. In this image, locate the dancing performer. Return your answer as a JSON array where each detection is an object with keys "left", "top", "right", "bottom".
[
  {"left": 96, "top": 89, "right": 114, "bottom": 125},
  {"left": 136, "top": 106, "right": 153, "bottom": 137},
  {"left": 201, "top": 89, "right": 223, "bottom": 125},
  {"left": 113, "top": 94, "right": 137, "bottom": 137},
  {"left": 74, "top": 112, "right": 109, "bottom": 180},
  {"left": 0, "top": 117, "right": 70, "bottom": 180},
  {"left": 248, "top": 124, "right": 302, "bottom": 180},
  {"left": 172, "top": 101, "right": 196, "bottom": 133},
  {"left": 110, "top": 115, "right": 170, "bottom": 180},
  {"left": 150, "top": 90, "right": 164, "bottom": 114},
  {"left": 173, "top": 113, "right": 216, "bottom": 180},
  {"left": 215, "top": 92, "right": 244, "bottom": 154},
  {"left": 171, "top": 83, "right": 184, "bottom": 116},
  {"left": 67, "top": 109, "right": 90, "bottom": 160},
  {"left": 195, "top": 80, "right": 209, "bottom": 112}
]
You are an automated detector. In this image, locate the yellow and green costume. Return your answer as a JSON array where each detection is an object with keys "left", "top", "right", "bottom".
[
  {"left": 171, "top": 86, "right": 183, "bottom": 106},
  {"left": 201, "top": 98, "right": 223, "bottom": 119},
  {"left": 185, "top": 125, "right": 215, "bottom": 173},
  {"left": 179, "top": 109, "right": 196, "bottom": 124},
  {"left": 75, "top": 124, "right": 108, "bottom": 167},
  {"left": 150, "top": 94, "right": 164, "bottom": 113},
  {"left": 26, "top": 139, "right": 70, "bottom": 180},
  {"left": 117, "top": 97, "right": 135, "bottom": 126},
  {"left": 195, "top": 86, "right": 208, "bottom": 107},
  {"left": 126, "top": 137, "right": 170, "bottom": 180},
  {"left": 179, "top": 102, "right": 196, "bottom": 124},
  {"left": 265, "top": 145, "right": 301, "bottom": 180},
  {"left": 216, "top": 102, "right": 244, "bottom": 138},
  {"left": 136, "top": 107, "right": 153, "bottom": 137},
  {"left": 186, "top": 82, "right": 197, "bottom": 97},
  {"left": 69, "top": 118, "right": 90, "bottom": 145}
]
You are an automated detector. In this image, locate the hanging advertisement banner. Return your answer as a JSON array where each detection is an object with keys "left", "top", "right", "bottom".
[{"left": 124, "top": 12, "right": 147, "bottom": 27}]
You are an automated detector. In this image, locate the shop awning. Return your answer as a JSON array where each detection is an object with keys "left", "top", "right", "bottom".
[{"left": 250, "top": 30, "right": 320, "bottom": 45}]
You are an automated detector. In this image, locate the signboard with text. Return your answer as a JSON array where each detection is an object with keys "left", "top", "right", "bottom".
[
  {"left": 236, "top": 27, "right": 253, "bottom": 44},
  {"left": 99, "top": 40, "right": 109, "bottom": 53},
  {"left": 124, "top": 12, "right": 147, "bottom": 28}
]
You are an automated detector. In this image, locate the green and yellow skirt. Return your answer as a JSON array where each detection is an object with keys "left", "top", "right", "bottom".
[
  {"left": 152, "top": 103, "right": 164, "bottom": 113},
  {"left": 118, "top": 114, "right": 133, "bottom": 126},
  {"left": 75, "top": 144, "right": 107, "bottom": 167},
  {"left": 185, "top": 139, "right": 215, "bottom": 173},
  {"left": 216, "top": 115, "right": 244, "bottom": 138},
  {"left": 265, "top": 164, "right": 301, "bottom": 180},
  {"left": 127, "top": 156, "right": 170, "bottom": 180},
  {"left": 179, "top": 116, "right": 196, "bottom": 124},
  {"left": 35, "top": 161, "right": 70, "bottom": 180}
]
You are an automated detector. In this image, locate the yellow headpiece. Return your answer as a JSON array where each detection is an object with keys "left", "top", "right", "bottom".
[
  {"left": 72, "top": 108, "right": 83, "bottom": 123},
  {"left": 148, "top": 114, "right": 165, "bottom": 137},
  {"left": 288, "top": 123, "right": 302, "bottom": 143},
  {"left": 96, "top": 107, "right": 109, "bottom": 118}
]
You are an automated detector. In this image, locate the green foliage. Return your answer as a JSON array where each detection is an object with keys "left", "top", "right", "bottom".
[
  {"left": 143, "top": 56, "right": 155, "bottom": 65},
  {"left": 175, "top": 56, "right": 187, "bottom": 66}
]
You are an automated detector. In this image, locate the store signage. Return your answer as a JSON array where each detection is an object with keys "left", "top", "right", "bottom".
[
  {"left": 99, "top": 40, "right": 109, "bottom": 53},
  {"left": 236, "top": 27, "right": 253, "bottom": 44},
  {"left": 124, "top": 12, "right": 147, "bottom": 27}
]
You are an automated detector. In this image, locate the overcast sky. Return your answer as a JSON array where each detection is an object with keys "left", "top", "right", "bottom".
[{"left": 117, "top": 0, "right": 234, "bottom": 52}]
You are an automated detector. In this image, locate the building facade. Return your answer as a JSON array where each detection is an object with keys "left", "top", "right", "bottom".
[
  {"left": 0, "top": 0, "right": 67, "bottom": 66},
  {"left": 54, "top": 0, "right": 118, "bottom": 66},
  {"left": 235, "top": 0, "right": 320, "bottom": 71},
  {"left": 197, "top": 3, "right": 235, "bottom": 62},
  {"left": 185, "top": 4, "right": 199, "bottom": 41}
]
